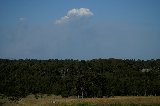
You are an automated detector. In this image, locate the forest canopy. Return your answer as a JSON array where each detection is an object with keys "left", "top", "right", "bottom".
[{"left": 0, "top": 58, "right": 160, "bottom": 100}]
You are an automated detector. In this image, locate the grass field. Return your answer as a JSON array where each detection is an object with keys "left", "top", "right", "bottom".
[{"left": 1, "top": 95, "right": 160, "bottom": 106}]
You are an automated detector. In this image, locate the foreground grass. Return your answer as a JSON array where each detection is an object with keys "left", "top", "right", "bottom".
[{"left": 1, "top": 95, "right": 160, "bottom": 106}]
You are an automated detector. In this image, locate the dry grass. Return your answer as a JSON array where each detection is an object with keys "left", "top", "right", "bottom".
[
  {"left": 78, "top": 96, "right": 160, "bottom": 105},
  {"left": 1, "top": 95, "right": 160, "bottom": 106}
]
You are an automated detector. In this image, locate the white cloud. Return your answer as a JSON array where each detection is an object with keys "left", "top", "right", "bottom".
[
  {"left": 67, "top": 8, "right": 93, "bottom": 17},
  {"left": 55, "top": 16, "right": 69, "bottom": 24},
  {"left": 55, "top": 8, "right": 93, "bottom": 24}
]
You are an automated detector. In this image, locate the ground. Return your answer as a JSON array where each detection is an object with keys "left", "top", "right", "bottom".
[{"left": 1, "top": 95, "right": 160, "bottom": 106}]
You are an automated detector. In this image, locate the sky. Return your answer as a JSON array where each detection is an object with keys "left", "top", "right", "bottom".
[{"left": 0, "top": 0, "right": 160, "bottom": 60}]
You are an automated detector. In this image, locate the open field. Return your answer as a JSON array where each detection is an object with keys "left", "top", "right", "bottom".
[{"left": 1, "top": 95, "right": 160, "bottom": 106}]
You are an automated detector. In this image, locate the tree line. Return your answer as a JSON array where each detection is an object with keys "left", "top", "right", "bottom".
[{"left": 0, "top": 58, "right": 160, "bottom": 100}]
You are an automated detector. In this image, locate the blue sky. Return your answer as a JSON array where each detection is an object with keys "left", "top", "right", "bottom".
[{"left": 0, "top": 0, "right": 160, "bottom": 60}]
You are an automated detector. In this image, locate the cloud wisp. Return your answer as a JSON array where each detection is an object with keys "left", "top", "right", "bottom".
[
  {"left": 19, "top": 17, "right": 26, "bottom": 21},
  {"left": 55, "top": 8, "right": 93, "bottom": 24}
]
